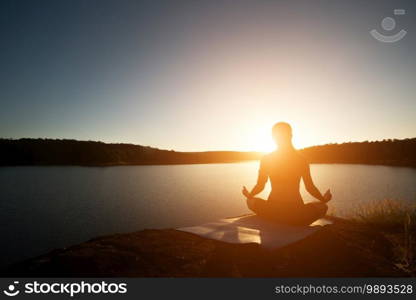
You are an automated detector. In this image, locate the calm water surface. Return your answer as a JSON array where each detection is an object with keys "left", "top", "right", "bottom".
[{"left": 1, "top": 163, "right": 415, "bottom": 267}]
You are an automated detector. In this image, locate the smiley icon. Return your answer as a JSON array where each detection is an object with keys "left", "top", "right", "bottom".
[
  {"left": 3, "top": 281, "right": 20, "bottom": 297},
  {"left": 370, "top": 9, "right": 407, "bottom": 43}
]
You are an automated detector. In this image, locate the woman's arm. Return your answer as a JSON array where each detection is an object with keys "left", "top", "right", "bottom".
[
  {"left": 302, "top": 163, "right": 332, "bottom": 202},
  {"left": 242, "top": 158, "right": 268, "bottom": 199}
]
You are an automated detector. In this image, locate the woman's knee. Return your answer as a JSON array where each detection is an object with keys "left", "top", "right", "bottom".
[
  {"left": 246, "top": 198, "right": 256, "bottom": 211},
  {"left": 316, "top": 202, "right": 328, "bottom": 216},
  {"left": 306, "top": 202, "right": 328, "bottom": 217},
  {"left": 246, "top": 197, "right": 267, "bottom": 214}
]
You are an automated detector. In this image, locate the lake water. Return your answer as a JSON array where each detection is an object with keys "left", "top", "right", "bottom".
[{"left": 1, "top": 163, "right": 416, "bottom": 268}]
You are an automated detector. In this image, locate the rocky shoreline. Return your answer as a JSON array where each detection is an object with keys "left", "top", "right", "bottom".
[{"left": 4, "top": 218, "right": 410, "bottom": 277}]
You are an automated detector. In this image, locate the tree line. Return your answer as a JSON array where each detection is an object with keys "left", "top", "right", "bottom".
[
  {"left": 0, "top": 138, "right": 262, "bottom": 166},
  {"left": 299, "top": 138, "right": 416, "bottom": 167},
  {"left": 0, "top": 138, "right": 415, "bottom": 167}
]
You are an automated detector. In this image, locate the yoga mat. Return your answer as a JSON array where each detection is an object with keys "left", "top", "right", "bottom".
[{"left": 177, "top": 215, "right": 332, "bottom": 249}]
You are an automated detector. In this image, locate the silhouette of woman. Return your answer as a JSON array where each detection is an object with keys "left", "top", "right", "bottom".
[{"left": 242, "top": 122, "right": 331, "bottom": 225}]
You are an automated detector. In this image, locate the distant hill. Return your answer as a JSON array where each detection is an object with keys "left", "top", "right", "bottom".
[
  {"left": 0, "top": 138, "right": 262, "bottom": 166},
  {"left": 0, "top": 138, "right": 415, "bottom": 167},
  {"left": 299, "top": 138, "right": 416, "bottom": 168}
]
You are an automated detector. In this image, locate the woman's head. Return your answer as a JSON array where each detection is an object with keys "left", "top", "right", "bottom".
[{"left": 272, "top": 122, "right": 293, "bottom": 148}]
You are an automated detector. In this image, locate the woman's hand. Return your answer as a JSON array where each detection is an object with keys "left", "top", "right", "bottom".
[
  {"left": 242, "top": 186, "right": 252, "bottom": 199},
  {"left": 322, "top": 189, "right": 332, "bottom": 203}
]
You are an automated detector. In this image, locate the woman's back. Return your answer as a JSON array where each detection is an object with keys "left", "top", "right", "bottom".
[{"left": 261, "top": 149, "right": 307, "bottom": 206}]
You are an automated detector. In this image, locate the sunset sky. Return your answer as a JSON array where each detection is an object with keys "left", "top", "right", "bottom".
[{"left": 0, "top": 0, "right": 415, "bottom": 151}]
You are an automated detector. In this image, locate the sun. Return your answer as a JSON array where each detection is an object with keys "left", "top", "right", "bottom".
[
  {"left": 248, "top": 124, "right": 310, "bottom": 153},
  {"left": 248, "top": 127, "right": 276, "bottom": 153},
  {"left": 255, "top": 136, "right": 275, "bottom": 153}
]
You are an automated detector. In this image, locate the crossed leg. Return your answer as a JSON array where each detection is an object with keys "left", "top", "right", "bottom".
[{"left": 246, "top": 197, "right": 327, "bottom": 226}]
